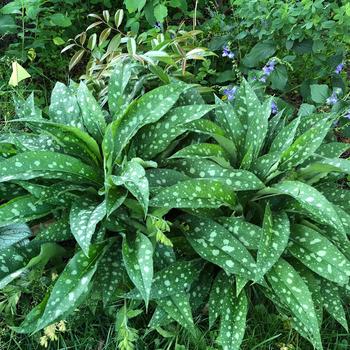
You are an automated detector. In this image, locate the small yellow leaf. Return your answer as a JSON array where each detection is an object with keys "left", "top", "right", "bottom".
[{"left": 8, "top": 61, "right": 31, "bottom": 87}]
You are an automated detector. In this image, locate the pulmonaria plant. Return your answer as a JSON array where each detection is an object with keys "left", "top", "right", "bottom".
[{"left": 0, "top": 66, "right": 349, "bottom": 350}]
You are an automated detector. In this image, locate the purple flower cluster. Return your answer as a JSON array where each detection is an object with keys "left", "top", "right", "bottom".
[
  {"left": 223, "top": 86, "right": 237, "bottom": 101},
  {"left": 271, "top": 100, "right": 278, "bottom": 114},
  {"left": 335, "top": 63, "right": 344, "bottom": 74},
  {"left": 222, "top": 45, "right": 235, "bottom": 59},
  {"left": 326, "top": 92, "right": 338, "bottom": 105},
  {"left": 260, "top": 59, "right": 276, "bottom": 82}
]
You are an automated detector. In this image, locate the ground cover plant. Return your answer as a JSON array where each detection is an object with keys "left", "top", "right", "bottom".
[{"left": 0, "top": 1, "right": 350, "bottom": 350}]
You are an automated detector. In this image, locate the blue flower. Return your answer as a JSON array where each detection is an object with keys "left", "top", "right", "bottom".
[
  {"left": 271, "top": 101, "right": 278, "bottom": 114},
  {"left": 335, "top": 63, "right": 344, "bottom": 74},
  {"left": 154, "top": 22, "right": 161, "bottom": 30},
  {"left": 344, "top": 110, "right": 350, "bottom": 120},
  {"left": 260, "top": 59, "right": 276, "bottom": 83},
  {"left": 222, "top": 45, "right": 234, "bottom": 59},
  {"left": 223, "top": 86, "right": 237, "bottom": 101},
  {"left": 326, "top": 92, "right": 338, "bottom": 105}
]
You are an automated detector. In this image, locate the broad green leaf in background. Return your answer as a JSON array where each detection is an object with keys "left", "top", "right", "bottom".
[
  {"left": 310, "top": 84, "right": 329, "bottom": 104},
  {"left": 70, "top": 200, "right": 106, "bottom": 255},
  {"left": 242, "top": 41, "right": 276, "bottom": 67},
  {"left": 267, "top": 258, "right": 322, "bottom": 350},
  {"left": 122, "top": 232, "right": 153, "bottom": 307},
  {"left": 182, "top": 216, "right": 256, "bottom": 278},
  {"left": 150, "top": 178, "right": 237, "bottom": 209}
]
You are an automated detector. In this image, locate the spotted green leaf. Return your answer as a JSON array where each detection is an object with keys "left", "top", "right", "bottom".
[
  {"left": 321, "top": 280, "right": 348, "bottom": 331},
  {"left": 300, "top": 158, "right": 350, "bottom": 178},
  {"left": 219, "top": 288, "right": 248, "bottom": 350},
  {"left": 170, "top": 143, "right": 231, "bottom": 165},
  {"left": 218, "top": 217, "right": 262, "bottom": 250},
  {"left": 168, "top": 159, "right": 264, "bottom": 191},
  {"left": 135, "top": 104, "right": 215, "bottom": 159},
  {"left": 156, "top": 291, "right": 195, "bottom": 332},
  {"left": 270, "top": 117, "right": 300, "bottom": 154},
  {"left": 0, "top": 195, "right": 55, "bottom": 228},
  {"left": 122, "top": 232, "right": 153, "bottom": 307},
  {"left": 15, "top": 92, "right": 42, "bottom": 119},
  {"left": 182, "top": 216, "right": 256, "bottom": 279},
  {"left": 112, "top": 83, "right": 189, "bottom": 160},
  {"left": 147, "top": 169, "right": 189, "bottom": 189},
  {"left": 316, "top": 184, "right": 350, "bottom": 212},
  {"left": 0, "top": 151, "right": 102, "bottom": 185},
  {"left": 49, "top": 82, "right": 83, "bottom": 128},
  {"left": 272, "top": 181, "right": 344, "bottom": 234},
  {"left": 208, "top": 271, "right": 232, "bottom": 327},
  {"left": 267, "top": 258, "right": 322, "bottom": 350},
  {"left": 279, "top": 118, "right": 332, "bottom": 171},
  {"left": 150, "top": 178, "right": 237, "bottom": 209},
  {"left": 70, "top": 200, "right": 106, "bottom": 255},
  {"left": 215, "top": 96, "right": 245, "bottom": 151},
  {"left": 108, "top": 61, "right": 133, "bottom": 118},
  {"left": 256, "top": 208, "right": 290, "bottom": 279},
  {"left": 0, "top": 223, "right": 31, "bottom": 250},
  {"left": 35, "top": 243, "right": 107, "bottom": 332},
  {"left": 111, "top": 160, "right": 149, "bottom": 214},
  {"left": 289, "top": 225, "right": 350, "bottom": 285},
  {"left": 77, "top": 82, "right": 106, "bottom": 143},
  {"left": 35, "top": 217, "right": 72, "bottom": 242}
]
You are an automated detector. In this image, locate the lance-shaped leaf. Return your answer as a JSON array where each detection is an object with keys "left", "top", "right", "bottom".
[
  {"left": 289, "top": 225, "right": 350, "bottom": 285},
  {"left": 270, "top": 117, "right": 300, "bottom": 154},
  {"left": 218, "top": 217, "right": 262, "bottom": 250},
  {"left": 35, "top": 217, "right": 72, "bottom": 242},
  {"left": 208, "top": 271, "right": 232, "bottom": 327},
  {"left": 49, "top": 82, "right": 83, "bottom": 128},
  {"left": 113, "top": 83, "right": 189, "bottom": 159},
  {"left": 147, "top": 169, "right": 189, "bottom": 189},
  {"left": 0, "top": 223, "right": 31, "bottom": 250},
  {"left": 108, "top": 61, "right": 133, "bottom": 117},
  {"left": 135, "top": 104, "right": 215, "bottom": 159},
  {"left": 168, "top": 159, "right": 264, "bottom": 191},
  {"left": 182, "top": 216, "right": 256, "bottom": 278},
  {"left": 279, "top": 118, "right": 332, "bottom": 171},
  {"left": 170, "top": 143, "right": 231, "bottom": 165},
  {"left": 95, "top": 244, "right": 125, "bottom": 307},
  {"left": 267, "top": 258, "right": 322, "bottom": 350},
  {"left": 150, "top": 178, "right": 237, "bottom": 209},
  {"left": 0, "top": 151, "right": 102, "bottom": 185},
  {"left": 299, "top": 158, "right": 350, "bottom": 178},
  {"left": 0, "top": 183, "right": 26, "bottom": 200},
  {"left": 156, "top": 291, "right": 195, "bottom": 332},
  {"left": 0, "top": 195, "right": 55, "bottom": 228},
  {"left": 317, "top": 183, "right": 350, "bottom": 212},
  {"left": 272, "top": 181, "right": 344, "bottom": 234},
  {"left": 256, "top": 208, "right": 290, "bottom": 279},
  {"left": 321, "top": 280, "right": 348, "bottom": 331},
  {"left": 27, "top": 120, "right": 101, "bottom": 165},
  {"left": 77, "top": 82, "right": 106, "bottom": 143},
  {"left": 215, "top": 96, "right": 245, "bottom": 151},
  {"left": 15, "top": 92, "right": 41, "bottom": 119},
  {"left": 35, "top": 243, "right": 106, "bottom": 332},
  {"left": 219, "top": 288, "right": 248, "bottom": 350},
  {"left": 111, "top": 160, "right": 149, "bottom": 214},
  {"left": 122, "top": 232, "right": 153, "bottom": 307},
  {"left": 70, "top": 200, "right": 106, "bottom": 255},
  {"left": 148, "top": 306, "right": 172, "bottom": 328}
]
